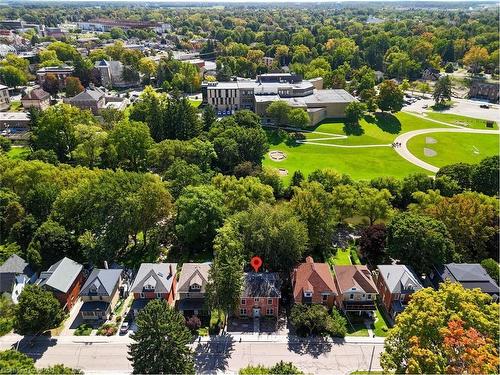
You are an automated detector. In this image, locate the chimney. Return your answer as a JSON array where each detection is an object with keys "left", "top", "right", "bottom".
[
  {"left": 104, "top": 260, "right": 108, "bottom": 269},
  {"left": 169, "top": 264, "right": 173, "bottom": 276}
]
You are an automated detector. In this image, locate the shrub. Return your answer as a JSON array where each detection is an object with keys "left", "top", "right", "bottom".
[
  {"left": 290, "top": 304, "right": 346, "bottom": 337},
  {"left": 74, "top": 324, "right": 92, "bottom": 336},
  {"left": 97, "top": 323, "right": 117, "bottom": 336},
  {"left": 185, "top": 315, "right": 202, "bottom": 332},
  {"left": 481, "top": 258, "right": 499, "bottom": 284}
]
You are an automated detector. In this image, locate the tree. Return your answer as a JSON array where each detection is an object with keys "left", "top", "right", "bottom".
[
  {"left": 290, "top": 182, "right": 338, "bottom": 252},
  {"left": 30, "top": 104, "right": 96, "bottom": 161},
  {"left": 359, "top": 224, "right": 388, "bottom": 265},
  {"left": 138, "top": 57, "right": 158, "bottom": 83},
  {"left": 441, "top": 319, "right": 499, "bottom": 374},
  {"left": 42, "top": 73, "right": 60, "bottom": 96},
  {"left": 0, "top": 350, "right": 35, "bottom": 373},
  {"left": 356, "top": 187, "right": 393, "bottom": 225},
  {"left": 206, "top": 221, "right": 244, "bottom": 328},
  {"left": 377, "top": 80, "right": 404, "bottom": 113},
  {"left": 471, "top": 156, "right": 499, "bottom": 196},
  {"left": 129, "top": 299, "right": 194, "bottom": 374},
  {"left": 14, "top": 285, "right": 65, "bottom": 335},
  {"left": 436, "top": 162, "right": 473, "bottom": 191},
  {"left": 175, "top": 185, "right": 226, "bottom": 251},
  {"left": 266, "top": 101, "right": 290, "bottom": 127},
  {"left": 422, "top": 192, "right": 499, "bottom": 262},
  {"left": 345, "top": 102, "right": 367, "bottom": 125},
  {"left": 27, "top": 219, "right": 77, "bottom": 269},
  {"left": 0, "top": 66, "right": 27, "bottom": 88},
  {"left": 289, "top": 304, "right": 346, "bottom": 337},
  {"left": 202, "top": 105, "right": 217, "bottom": 131},
  {"left": 381, "top": 282, "right": 499, "bottom": 374},
  {"left": 308, "top": 169, "right": 350, "bottom": 192},
  {"left": 480, "top": 258, "right": 499, "bottom": 284},
  {"left": 71, "top": 124, "right": 108, "bottom": 168},
  {"left": 288, "top": 108, "right": 310, "bottom": 128},
  {"left": 212, "top": 174, "right": 275, "bottom": 214},
  {"left": 108, "top": 120, "right": 153, "bottom": 171},
  {"left": 386, "top": 213, "right": 455, "bottom": 274},
  {"left": 231, "top": 203, "right": 308, "bottom": 273},
  {"left": 0, "top": 135, "right": 11, "bottom": 152},
  {"left": 463, "top": 46, "right": 489, "bottom": 74},
  {"left": 65, "top": 76, "right": 84, "bottom": 97},
  {"left": 433, "top": 75, "right": 452, "bottom": 105}
]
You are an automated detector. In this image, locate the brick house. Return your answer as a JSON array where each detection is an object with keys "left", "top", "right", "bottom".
[
  {"left": 333, "top": 265, "right": 378, "bottom": 314},
  {"left": 37, "top": 257, "right": 84, "bottom": 311},
  {"left": 79, "top": 268, "right": 122, "bottom": 321},
  {"left": 64, "top": 88, "right": 105, "bottom": 114},
  {"left": 130, "top": 263, "right": 177, "bottom": 316},
  {"left": 236, "top": 272, "right": 282, "bottom": 318},
  {"left": 21, "top": 88, "right": 51, "bottom": 111},
  {"left": 292, "top": 256, "right": 337, "bottom": 308},
  {"left": 468, "top": 81, "right": 500, "bottom": 103},
  {"left": 375, "top": 265, "right": 423, "bottom": 320},
  {"left": 176, "top": 262, "right": 211, "bottom": 317}
]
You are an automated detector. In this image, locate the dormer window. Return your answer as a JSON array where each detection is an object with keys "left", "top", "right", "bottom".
[
  {"left": 144, "top": 284, "right": 154, "bottom": 291},
  {"left": 90, "top": 286, "right": 97, "bottom": 294},
  {"left": 304, "top": 291, "right": 313, "bottom": 298},
  {"left": 191, "top": 283, "right": 201, "bottom": 291}
]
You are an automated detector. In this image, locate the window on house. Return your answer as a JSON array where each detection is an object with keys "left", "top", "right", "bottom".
[
  {"left": 156, "top": 293, "right": 162, "bottom": 299},
  {"left": 266, "top": 308, "right": 273, "bottom": 316},
  {"left": 322, "top": 294, "right": 328, "bottom": 301},
  {"left": 349, "top": 294, "right": 354, "bottom": 300},
  {"left": 240, "top": 308, "right": 247, "bottom": 316},
  {"left": 140, "top": 292, "right": 145, "bottom": 298},
  {"left": 267, "top": 299, "right": 273, "bottom": 305},
  {"left": 191, "top": 284, "right": 201, "bottom": 290},
  {"left": 304, "top": 292, "right": 312, "bottom": 298},
  {"left": 241, "top": 299, "right": 246, "bottom": 305},
  {"left": 367, "top": 294, "right": 372, "bottom": 300},
  {"left": 254, "top": 297, "right": 259, "bottom": 303}
]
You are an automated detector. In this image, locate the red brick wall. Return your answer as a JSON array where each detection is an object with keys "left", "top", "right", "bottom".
[
  {"left": 55, "top": 271, "right": 84, "bottom": 311},
  {"left": 236, "top": 297, "right": 279, "bottom": 318}
]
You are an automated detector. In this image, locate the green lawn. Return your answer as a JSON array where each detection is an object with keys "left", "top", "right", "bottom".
[
  {"left": 424, "top": 112, "right": 498, "bottom": 130},
  {"left": 373, "top": 307, "right": 390, "bottom": 337},
  {"left": 190, "top": 99, "right": 202, "bottom": 108},
  {"left": 330, "top": 249, "right": 352, "bottom": 266},
  {"left": 7, "top": 146, "right": 30, "bottom": 160},
  {"left": 346, "top": 323, "right": 369, "bottom": 337},
  {"left": 9, "top": 101, "right": 22, "bottom": 111},
  {"left": 263, "top": 111, "right": 497, "bottom": 182},
  {"left": 407, "top": 132, "right": 499, "bottom": 168}
]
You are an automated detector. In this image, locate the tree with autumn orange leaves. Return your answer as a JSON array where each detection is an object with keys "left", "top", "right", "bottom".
[
  {"left": 441, "top": 319, "right": 499, "bottom": 374},
  {"left": 381, "top": 281, "right": 499, "bottom": 374}
]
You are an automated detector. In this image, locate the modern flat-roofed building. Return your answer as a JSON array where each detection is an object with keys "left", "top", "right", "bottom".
[{"left": 201, "top": 73, "right": 356, "bottom": 125}]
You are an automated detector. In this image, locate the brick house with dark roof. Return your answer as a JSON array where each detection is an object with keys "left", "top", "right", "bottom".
[
  {"left": 292, "top": 256, "right": 337, "bottom": 308},
  {"left": 236, "top": 272, "right": 281, "bottom": 318},
  {"left": 37, "top": 257, "right": 84, "bottom": 311},
  {"left": 333, "top": 265, "right": 378, "bottom": 313}
]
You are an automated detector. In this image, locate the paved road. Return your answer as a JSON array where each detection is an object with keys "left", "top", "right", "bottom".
[
  {"left": 393, "top": 126, "right": 500, "bottom": 173},
  {"left": 1, "top": 336, "right": 384, "bottom": 374}
]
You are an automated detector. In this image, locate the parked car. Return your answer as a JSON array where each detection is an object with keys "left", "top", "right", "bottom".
[
  {"left": 120, "top": 321, "right": 129, "bottom": 334},
  {"left": 480, "top": 104, "right": 490, "bottom": 109}
]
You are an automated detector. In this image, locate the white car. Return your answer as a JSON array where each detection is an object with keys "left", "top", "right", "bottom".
[{"left": 120, "top": 322, "right": 129, "bottom": 334}]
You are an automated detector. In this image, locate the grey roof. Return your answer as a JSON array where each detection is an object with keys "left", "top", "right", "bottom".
[
  {"left": 130, "top": 263, "right": 177, "bottom": 294},
  {"left": 22, "top": 88, "right": 50, "bottom": 101},
  {"left": 432, "top": 263, "right": 499, "bottom": 295},
  {"left": 80, "top": 268, "right": 122, "bottom": 297},
  {"left": 38, "top": 257, "right": 83, "bottom": 294},
  {"left": 80, "top": 301, "right": 109, "bottom": 312},
  {"left": 377, "top": 265, "right": 423, "bottom": 294},
  {"left": 0, "top": 254, "right": 32, "bottom": 276},
  {"left": 242, "top": 272, "right": 282, "bottom": 298},
  {"left": 67, "top": 89, "right": 104, "bottom": 102},
  {"left": 177, "top": 263, "right": 211, "bottom": 294}
]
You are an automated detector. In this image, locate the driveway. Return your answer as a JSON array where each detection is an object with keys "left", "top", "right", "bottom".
[{"left": 59, "top": 299, "right": 84, "bottom": 336}]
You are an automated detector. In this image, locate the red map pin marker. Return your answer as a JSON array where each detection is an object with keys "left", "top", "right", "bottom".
[{"left": 250, "top": 256, "right": 263, "bottom": 272}]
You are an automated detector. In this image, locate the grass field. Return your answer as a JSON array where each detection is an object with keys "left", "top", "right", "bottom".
[
  {"left": 407, "top": 132, "right": 499, "bottom": 167},
  {"left": 7, "top": 146, "right": 30, "bottom": 160},
  {"left": 190, "top": 99, "right": 202, "bottom": 108},
  {"left": 264, "top": 111, "right": 497, "bottom": 182},
  {"left": 424, "top": 112, "right": 498, "bottom": 130},
  {"left": 373, "top": 307, "right": 390, "bottom": 337}
]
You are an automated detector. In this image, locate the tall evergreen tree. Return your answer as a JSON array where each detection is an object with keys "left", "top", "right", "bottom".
[{"left": 128, "top": 300, "right": 194, "bottom": 374}]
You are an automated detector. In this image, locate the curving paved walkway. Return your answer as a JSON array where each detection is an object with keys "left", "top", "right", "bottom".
[{"left": 393, "top": 127, "right": 500, "bottom": 173}]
